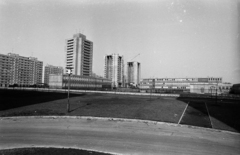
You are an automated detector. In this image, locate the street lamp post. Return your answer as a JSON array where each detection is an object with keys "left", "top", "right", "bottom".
[
  {"left": 66, "top": 67, "right": 72, "bottom": 113},
  {"left": 216, "top": 81, "right": 218, "bottom": 104}
]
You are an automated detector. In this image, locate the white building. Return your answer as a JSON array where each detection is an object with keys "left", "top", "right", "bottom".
[
  {"left": 127, "top": 61, "right": 141, "bottom": 87},
  {"left": 139, "top": 77, "right": 232, "bottom": 94},
  {"left": 44, "top": 65, "right": 63, "bottom": 85},
  {"left": 65, "top": 33, "right": 93, "bottom": 76},
  {"left": 104, "top": 54, "right": 124, "bottom": 87}
]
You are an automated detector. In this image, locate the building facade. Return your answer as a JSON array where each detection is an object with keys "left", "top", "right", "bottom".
[
  {"left": 44, "top": 64, "right": 63, "bottom": 85},
  {"left": 65, "top": 33, "right": 93, "bottom": 76},
  {"left": 127, "top": 61, "right": 141, "bottom": 87},
  {"left": 0, "top": 53, "right": 43, "bottom": 87},
  {"left": 49, "top": 74, "right": 111, "bottom": 90},
  {"left": 0, "top": 53, "right": 14, "bottom": 87},
  {"left": 104, "top": 54, "right": 124, "bottom": 87},
  {"left": 139, "top": 77, "right": 231, "bottom": 94}
]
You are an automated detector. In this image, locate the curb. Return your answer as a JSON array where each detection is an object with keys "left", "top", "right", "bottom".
[
  {"left": 3, "top": 87, "right": 180, "bottom": 97},
  {"left": 1, "top": 116, "right": 239, "bottom": 135},
  {"left": 0, "top": 146, "right": 121, "bottom": 155}
]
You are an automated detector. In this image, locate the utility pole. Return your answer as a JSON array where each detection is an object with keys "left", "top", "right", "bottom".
[
  {"left": 66, "top": 67, "right": 73, "bottom": 112},
  {"left": 216, "top": 82, "right": 218, "bottom": 104}
]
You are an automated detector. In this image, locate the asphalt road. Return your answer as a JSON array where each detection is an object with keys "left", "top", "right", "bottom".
[{"left": 0, "top": 116, "right": 240, "bottom": 155}]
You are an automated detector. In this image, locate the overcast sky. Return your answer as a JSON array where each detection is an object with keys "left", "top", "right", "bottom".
[{"left": 1, "top": 0, "right": 240, "bottom": 83}]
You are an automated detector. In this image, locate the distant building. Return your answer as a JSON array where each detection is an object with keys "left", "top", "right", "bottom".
[
  {"left": 65, "top": 33, "right": 93, "bottom": 76},
  {"left": 44, "top": 65, "right": 63, "bottom": 85},
  {"left": 229, "top": 83, "right": 240, "bottom": 94},
  {"left": 0, "top": 53, "right": 14, "bottom": 87},
  {"left": 127, "top": 61, "right": 141, "bottom": 87},
  {"left": 0, "top": 53, "right": 43, "bottom": 87},
  {"left": 91, "top": 72, "right": 104, "bottom": 78},
  {"left": 49, "top": 74, "right": 111, "bottom": 90},
  {"left": 139, "top": 77, "right": 231, "bottom": 94},
  {"left": 104, "top": 54, "right": 124, "bottom": 87}
]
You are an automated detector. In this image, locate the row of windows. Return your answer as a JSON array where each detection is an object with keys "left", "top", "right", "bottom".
[
  {"left": 66, "top": 51, "right": 73, "bottom": 54},
  {"left": 64, "top": 84, "right": 102, "bottom": 88},
  {"left": 67, "top": 39, "right": 74, "bottom": 42},
  {"left": 144, "top": 78, "right": 222, "bottom": 82},
  {"left": 62, "top": 80, "right": 111, "bottom": 86},
  {"left": 83, "top": 44, "right": 92, "bottom": 48},
  {"left": 67, "top": 56, "right": 73, "bottom": 59},
  {"left": 219, "top": 87, "right": 230, "bottom": 90},
  {"left": 209, "top": 78, "right": 221, "bottom": 81},
  {"left": 67, "top": 44, "right": 73, "bottom": 47},
  {"left": 83, "top": 56, "right": 91, "bottom": 60},
  {"left": 155, "top": 86, "right": 189, "bottom": 89},
  {"left": 84, "top": 42, "right": 92, "bottom": 46},
  {"left": 0, "top": 60, "right": 14, "bottom": 63},
  {"left": 140, "top": 85, "right": 189, "bottom": 89},
  {"left": 145, "top": 78, "right": 198, "bottom": 82},
  {"left": 63, "top": 76, "right": 110, "bottom": 83},
  {"left": 140, "top": 85, "right": 231, "bottom": 90}
]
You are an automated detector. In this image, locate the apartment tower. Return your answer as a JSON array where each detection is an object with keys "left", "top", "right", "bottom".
[
  {"left": 0, "top": 53, "right": 14, "bottom": 87},
  {"left": 104, "top": 54, "right": 124, "bottom": 87},
  {"left": 65, "top": 33, "right": 93, "bottom": 76},
  {"left": 0, "top": 53, "right": 43, "bottom": 87},
  {"left": 44, "top": 65, "right": 63, "bottom": 85},
  {"left": 127, "top": 61, "right": 141, "bottom": 86}
]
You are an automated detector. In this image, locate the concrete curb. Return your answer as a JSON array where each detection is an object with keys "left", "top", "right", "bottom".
[
  {"left": 1, "top": 116, "right": 239, "bottom": 135},
  {"left": 0, "top": 146, "right": 121, "bottom": 155},
  {"left": 66, "top": 89, "right": 180, "bottom": 97},
  {"left": 3, "top": 87, "right": 240, "bottom": 99},
  {"left": 3, "top": 87, "right": 180, "bottom": 97}
]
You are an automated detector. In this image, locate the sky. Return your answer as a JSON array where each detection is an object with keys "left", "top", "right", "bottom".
[{"left": 0, "top": 0, "right": 240, "bottom": 83}]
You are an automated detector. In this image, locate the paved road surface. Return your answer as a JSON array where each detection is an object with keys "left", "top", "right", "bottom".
[{"left": 0, "top": 116, "right": 240, "bottom": 155}]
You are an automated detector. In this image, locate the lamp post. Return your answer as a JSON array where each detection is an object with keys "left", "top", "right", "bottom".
[
  {"left": 66, "top": 67, "right": 73, "bottom": 113},
  {"left": 95, "top": 77, "right": 97, "bottom": 90},
  {"left": 216, "top": 81, "right": 218, "bottom": 104}
]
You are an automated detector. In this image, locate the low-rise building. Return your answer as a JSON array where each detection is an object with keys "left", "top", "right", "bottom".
[
  {"left": 49, "top": 74, "right": 112, "bottom": 90},
  {"left": 44, "top": 65, "right": 63, "bottom": 85},
  {"left": 139, "top": 77, "right": 231, "bottom": 94}
]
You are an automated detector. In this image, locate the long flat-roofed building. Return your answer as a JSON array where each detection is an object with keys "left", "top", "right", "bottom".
[
  {"left": 44, "top": 64, "right": 63, "bottom": 85},
  {"left": 0, "top": 53, "right": 43, "bottom": 87},
  {"left": 127, "top": 61, "right": 141, "bottom": 86},
  {"left": 104, "top": 54, "right": 124, "bottom": 87},
  {"left": 65, "top": 33, "right": 93, "bottom": 76},
  {"left": 48, "top": 74, "right": 111, "bottom": 90},
  {"left": 139, "top": 77, "right": 232, "bottom": 94}
]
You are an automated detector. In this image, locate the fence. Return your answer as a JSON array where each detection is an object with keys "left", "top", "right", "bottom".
[{"left": 1, "top": 86, "right": 240, "bottom": 100}]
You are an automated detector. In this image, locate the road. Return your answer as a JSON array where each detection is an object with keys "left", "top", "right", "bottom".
[{"left": 0, "top": 116, "right": 240, "bottom": 155}]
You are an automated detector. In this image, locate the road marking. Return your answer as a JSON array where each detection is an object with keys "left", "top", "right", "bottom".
[
  {"left": 205, "top": 102, "right": 213, "bottom": 129},
  {"left": 178, "top": 102, "right": 189, "bottom": 124}
]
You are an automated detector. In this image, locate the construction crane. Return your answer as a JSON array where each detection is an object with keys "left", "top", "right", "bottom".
[{"left": 130, "top": 53, "right": 140, "bottom": 61}]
